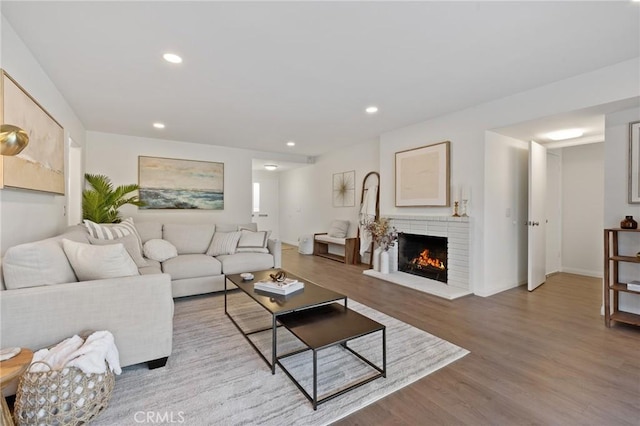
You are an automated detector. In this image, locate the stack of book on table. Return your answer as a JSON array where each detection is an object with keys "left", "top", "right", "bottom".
[{"left": 254, "top": 278, "right": 304, "bottom": 295}]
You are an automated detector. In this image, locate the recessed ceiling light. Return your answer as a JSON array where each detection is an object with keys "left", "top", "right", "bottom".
[
  {"left": 546, "top": 129, "right": 584, "bottom": 141},
  {"left": 286, "top": 141, "right": 295, "bottom": 147},
  {"left": 153, "top": 122, "right": 165, "bottom": 129},
  {"left": 365, "top": 106, "right": 379, "bottom": 114},
  {"left": 163, "top": 53, "right": 182, "bottom": 64},
  {"left": 264, "top": 164, "right": 278, "bottom": 171}
]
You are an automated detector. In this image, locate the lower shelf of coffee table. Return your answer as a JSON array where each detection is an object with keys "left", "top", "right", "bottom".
[{"left": 276, "top": 303, "right": 386, "bottom": 410}]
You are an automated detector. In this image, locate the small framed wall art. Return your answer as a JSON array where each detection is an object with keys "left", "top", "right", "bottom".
[
  {"left": 395, "top": 141, "right": 450, "bottom": 207},
  {"left": 629, "top": 121, "right": 640, "bottom": 204},
  {"left": 333, "top": 170, "right": 355, "bottom": 207}
]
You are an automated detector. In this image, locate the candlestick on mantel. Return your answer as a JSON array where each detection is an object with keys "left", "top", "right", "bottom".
[
  {"left": 461, "top": 185, "right": 470, "bottom": 201},
  {"left": 461, "top": 185, "right": 470, "bottom": 217}
]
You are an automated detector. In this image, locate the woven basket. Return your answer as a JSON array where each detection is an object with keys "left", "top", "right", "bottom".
[{"left": 14, "top": 361, "right": 115, "bottom": 426}]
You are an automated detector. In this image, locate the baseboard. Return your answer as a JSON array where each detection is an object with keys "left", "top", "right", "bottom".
[
  {"left": 475, "top": 282, "right": 521, "bottom": 297},
  {"left": 560, "top": 267, "right": 603, "bottom": 278}
]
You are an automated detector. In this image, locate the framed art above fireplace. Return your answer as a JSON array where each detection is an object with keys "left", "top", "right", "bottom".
[{"left": 395, "top": 141, "right": 450, "bottom": 207}]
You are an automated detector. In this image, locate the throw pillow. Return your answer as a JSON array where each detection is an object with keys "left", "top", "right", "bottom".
[
  {"left": 2, "top": 238, "right": 79, "bottom": 290},
  {"left": 235, "top": 229, "right": 271, "bottom": 254},
  {"left": 89, "top": 234, "right": 148, "bottom": 268},
  {"left": 237, "top": 223, "right": 258, "bottom": 232},
  {"left": 206, "top": 231, "right": 242, "bottom": 256},
  {"left": 61, "top": 239, "right": 139, "bottom": 281},
  {"left": 83, "top": 217, "right": 143, "bottom": 251},
  {"left": 328, "top": 220, "right": 350, "bottom": 238},
  {"left": 143, "top": 239, "right": 178, "bottom": 262}
]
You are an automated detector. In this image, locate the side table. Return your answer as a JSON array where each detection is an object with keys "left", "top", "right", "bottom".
[{"left": 0, "top": 348, "right": 33, "bottom": 426}]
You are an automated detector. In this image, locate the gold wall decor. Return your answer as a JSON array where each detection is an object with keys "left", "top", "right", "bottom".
[
  {"left": 1, "top": 70, "right": 65, "bottom": 194},
  {"left": 333, "top": 170, "right": 355, "bottom": 207}
]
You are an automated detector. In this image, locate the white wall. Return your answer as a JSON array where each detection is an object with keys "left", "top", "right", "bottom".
[
  {"left": 604, "top": 107, "right": 640, "bottom": 314},
  {"left": 279, "top": 139, "right": 379, "bottom": 245},
  {"left": 379, "top": 58, "right": 639, "bottom": 295},
  {"left": 85, "top": 131, "right": 268, "bottom": 225},
  {"left": 481, "top": 132, "right": 528, "bottom": 296},
  {"left": 0, "top": 17, "right": 86, "bottom": 255},
  {"left": 560, "top": 143, "right": 604, "bottom": 277}
]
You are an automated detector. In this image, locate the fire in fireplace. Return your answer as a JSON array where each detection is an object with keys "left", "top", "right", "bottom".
[{"left": 397, "top": 233, "right": 447, "bottom": 284}]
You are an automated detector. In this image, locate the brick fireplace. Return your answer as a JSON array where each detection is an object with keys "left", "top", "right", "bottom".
[{"left": 363, "top": 215, "right": 471, "bottom": 300}]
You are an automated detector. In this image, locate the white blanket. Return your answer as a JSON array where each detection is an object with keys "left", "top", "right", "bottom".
[
  {"left": 67, "top": 331, "right": 122, "bottom": 374},
  {"left": 30, "top": 335, "right": 84, "bottom": 372},
  {"left": 29, "top": 331, "right": 121, "bottom": 375},
  {"left": 359, "top": 184, "right": 378, "bottom": 256}
]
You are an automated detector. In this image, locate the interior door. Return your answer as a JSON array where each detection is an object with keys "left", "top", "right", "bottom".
[
  {"left": 528, "top": 140, "right": 547, "bottom": 291},
  {"left": 545, "top": 152, "right": 562, "bottom": 275}
]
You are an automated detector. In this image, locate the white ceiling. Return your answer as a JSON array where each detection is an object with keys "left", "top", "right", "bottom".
[
  {"left": 495, "top": 97, "right": 640, "bottom": 148},
  {"left": 2, "top": 1, "right": 639, "bottom": 160}
]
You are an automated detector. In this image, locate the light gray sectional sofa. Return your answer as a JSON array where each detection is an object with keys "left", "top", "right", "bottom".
[
  {"left": 135, "top": 221, "right": 281, "bottom": 298},
  {"left": 0, "top": 220, "right": 281, "bottom": 393}
]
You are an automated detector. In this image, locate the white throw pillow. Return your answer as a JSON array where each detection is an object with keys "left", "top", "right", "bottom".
[
  {"left": 62, "top": 239, "right": 139, "bottom": 281},
  {"left": 83, "top": 217, "right": 143, "bottom": 250},
  {"left": 328, "top": 220, "right": 350, "bottom": 238},
  {"left": 2, "top": 238, "right": 79, "bottom": 289},
  {"left": 206, "top": 231, "right": 242, "bottom": 256},
  {"left": 235, "top": 229, "right": 271, "bottom": 254},
  {"left": 89, "top": 234, "right": 148, "bottom": 268},
  {"left": 143, "top": 239, "right": 178, "bottom": 262}
]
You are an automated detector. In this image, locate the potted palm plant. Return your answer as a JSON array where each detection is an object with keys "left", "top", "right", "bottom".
[{"left": 82, "top": 174, "right": 145, "bottom": 223}]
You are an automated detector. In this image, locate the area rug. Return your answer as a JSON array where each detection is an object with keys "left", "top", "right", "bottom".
[{"left": 93, "top": 292, "right": 468, "bottom": 425}]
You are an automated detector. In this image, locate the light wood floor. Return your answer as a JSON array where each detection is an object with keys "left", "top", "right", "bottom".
[{"left": 281, "top": 245, "right": 640, "bottom": 425}]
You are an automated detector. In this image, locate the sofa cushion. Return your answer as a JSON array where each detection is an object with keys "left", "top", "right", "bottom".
[
  {"left": 206, "top": 231, "right": 241, "bottom": 256},
  {"left": 2, "top": 237, "right": 80, "bottom": 290},
  {"left": 135, "top": 221, "right": 163, "bottom": 244},
  {"left": 216, "top": 223, "right": 257, "bottom": 233},
  {"left": 328, "top": 219, "right": 350, "bottom": 238},
  {"left": 84, "top": 218, "right": 143, "bottom": 251},
  {"left": 143, "top": 239, "right": 178, "bottom": 262},
  {"left": 217, "top": 253, "right": 275, "bottom": 275},
  {"left": 89, "top": 234, "right": 148, "bottom": 268},
  {"left": 163, "top": 223, "right": 215, "bottom": 254},
  {"left": 315, "top": 234, "right": 347, "bottom": 245},
  {"left": 236, "top": 229, "right": 271, "bottom": 254},
  {"left": 62, "top": 239, "right": 140, "bottom": 281},
  {"left": 162, "top": 254, "right": 222, "bottom": 280},
  {"left": 138, "top": 259, "right": 162, "bottom": 275}
]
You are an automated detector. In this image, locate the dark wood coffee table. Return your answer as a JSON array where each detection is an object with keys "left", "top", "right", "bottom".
[
  {"left": 277, "top": 303, "right": 386, "bottom": 410},
  {"left": 225, "top": 270, "right": 347, "bottom": 374},
  {"left": 225, "top": 270, "right": 386, "bottom": 410}
]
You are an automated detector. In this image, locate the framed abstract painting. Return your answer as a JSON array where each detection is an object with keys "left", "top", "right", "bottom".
[
  {"left": 395, "top": 141, "right": 450, "bottom": 207},
  {"left": 1, "top": 70, "right": 65, "bottom": 194},
  {"left": 138, "top": 156, "right": 224, "bottom": 209}
]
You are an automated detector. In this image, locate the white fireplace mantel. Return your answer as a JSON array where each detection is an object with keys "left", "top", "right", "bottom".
[{"left": 363, "top": 215, "right": 472, "bottom": 300}]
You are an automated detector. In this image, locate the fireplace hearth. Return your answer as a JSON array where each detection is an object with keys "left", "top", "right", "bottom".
[{"left": 398, "top": 233, "right": 447, "bottom": 284}]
